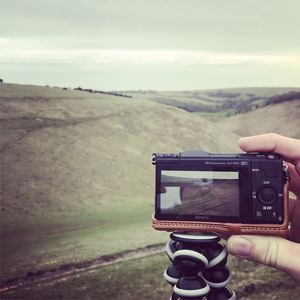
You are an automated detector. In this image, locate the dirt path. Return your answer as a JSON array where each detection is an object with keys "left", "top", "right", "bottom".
[{"left": 0, "top": 244, "right": 165, "bottom": 294}]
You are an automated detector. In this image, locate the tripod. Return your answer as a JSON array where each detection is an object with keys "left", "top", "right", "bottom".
[{"left": 164, "top": 232, "right": 236, "bottom": 300}]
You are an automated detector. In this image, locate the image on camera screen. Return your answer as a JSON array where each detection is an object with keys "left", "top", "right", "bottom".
[{"left": 160, "top": 170, "right": 239, "bottom": 216}]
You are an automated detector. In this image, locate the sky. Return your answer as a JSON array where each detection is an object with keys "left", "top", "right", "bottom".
[{"left": 0, "top": 0, "right": 300, "bottom": 90}]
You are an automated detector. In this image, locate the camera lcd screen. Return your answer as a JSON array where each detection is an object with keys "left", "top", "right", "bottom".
[{"left": 159, "top": 170, "right": 239, "bottom": 217}]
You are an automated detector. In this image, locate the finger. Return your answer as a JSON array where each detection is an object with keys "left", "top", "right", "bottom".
[
  {"left": 219, "top": 233, "right": 230, "bottom": 241},
  {"left": 286, "top": 162, "right": 300, "bottom": 196},
  {"left": 288, "top": 196, "right": 300, "bottom": 243},
  {"left": 227, "top": 235, "right": 300, "bottom": 283},
  {"left": 296, "top": 161, "right": 300, "bottom": 178},
  {"left": 239, "top": 133, "right": 300, "bottom": 168}
]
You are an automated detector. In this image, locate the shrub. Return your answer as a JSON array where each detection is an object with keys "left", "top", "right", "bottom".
[{"left": 266, "top": 91, "right": 300, "bottom": 105}]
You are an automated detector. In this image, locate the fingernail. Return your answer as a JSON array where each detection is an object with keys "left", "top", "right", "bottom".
[{"left": 228, "top": 236, "right": 252, "bottom": 258}]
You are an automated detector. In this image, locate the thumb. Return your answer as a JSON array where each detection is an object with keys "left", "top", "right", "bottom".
[{"left": 227, "top": 235, "right": 300, "bottom": 283}]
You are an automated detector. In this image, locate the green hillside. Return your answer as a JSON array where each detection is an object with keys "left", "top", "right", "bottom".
[
  {"left": 1, "top": 83, "right": 300, "bottom": 299},
  {"left": 218, "top": 99, "right": 300, "bottom": 138},
  {"left": 126, "top": 87, "right": 300, "bottom": 118},
  {"left": 0, "top": 83, "right": 239, "bottom": 282}
]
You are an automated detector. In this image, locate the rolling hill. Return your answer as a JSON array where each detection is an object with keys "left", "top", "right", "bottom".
[
  {"left": 1, "top": 83, "right": 299, "bottom": 286},
  {"left": 0, "top": 83, "right": 240, "bottom": 281},
  {"left": 217, "top": 99, "right": 300, "bottom": 138},
  {"left": 0, "top": 83, "right": 240, "bottom": 228},
  {"left": 126, "top": 87, "right": 300, "bottom": 119}
]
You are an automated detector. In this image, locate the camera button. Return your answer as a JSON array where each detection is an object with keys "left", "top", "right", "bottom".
[
  {"left": 271, "top": 211, "right": 276, "bottom": 217},
  {"left": 256, "top": 211, "right": 262, "bottom": 217},
  {"left": 258, "top": 187, "right": 277, "bottom": 205},
  {"left": 260, "top": 161, "right": 279, "bottom": 178},
  {"left": 253, "top": 171, "right": 262, "bottom": 180}
]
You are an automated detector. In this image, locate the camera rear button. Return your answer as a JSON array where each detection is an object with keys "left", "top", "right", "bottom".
[
  {"left": 256, "top": 211, "right": 262, "bottom": 217},
  {"left": 258, "top": 187, "right": 277, "bottom": 205},
  {"left": 253, "top": 171, "right": 262, "bottom": 180}
]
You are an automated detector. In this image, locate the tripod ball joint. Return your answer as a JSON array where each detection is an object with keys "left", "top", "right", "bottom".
[
  {"left": 164, "top": 232, "right": 236, "bottom": 300},
  {"left": 173, "top": 250, "right": 208, "bottom": 275}
]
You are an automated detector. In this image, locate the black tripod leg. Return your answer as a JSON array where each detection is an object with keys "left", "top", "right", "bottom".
[{"left": 163, "top": 232, "right": 236, "bottom": 300}]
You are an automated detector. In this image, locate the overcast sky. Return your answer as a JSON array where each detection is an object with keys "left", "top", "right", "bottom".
[{"left": 0, "top": 0, "right": 300, "bottom": 90}]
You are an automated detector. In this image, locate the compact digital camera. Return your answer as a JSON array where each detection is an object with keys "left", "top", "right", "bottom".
[{"left": 152, "top": 150, "right": 290, "bottom": 236}]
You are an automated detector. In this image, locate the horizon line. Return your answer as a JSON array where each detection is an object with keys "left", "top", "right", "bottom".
[{"left": 2, "top": 81, "right": 300, "bottom": 93}]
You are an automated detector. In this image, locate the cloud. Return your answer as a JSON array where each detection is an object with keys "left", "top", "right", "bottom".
[
  {"left": 1, "top": 1, "right": 300, "bottom": 89},
  {"left": 1, "top": 38, "right": 299, "bottom": 68}
]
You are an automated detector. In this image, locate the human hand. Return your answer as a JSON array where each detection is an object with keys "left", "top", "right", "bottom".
[{"left": 227, "top": 133, "right": 300, "bottom": 283}]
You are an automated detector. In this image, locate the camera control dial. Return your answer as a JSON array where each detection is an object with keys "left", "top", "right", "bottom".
[{"left": 257, "top": 187, "right": 277, "bottom": 205}]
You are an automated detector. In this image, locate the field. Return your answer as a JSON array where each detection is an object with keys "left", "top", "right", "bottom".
[
  {"left": 1, "top": 83, "right": 300, "bottom": 299},
  {"left": 2, "top": 254, "right": 300, "bottom": 300}
]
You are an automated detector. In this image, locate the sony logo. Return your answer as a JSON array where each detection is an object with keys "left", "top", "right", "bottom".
[{"left": 194, "top": 216, "right": 209, "bottom": 220}]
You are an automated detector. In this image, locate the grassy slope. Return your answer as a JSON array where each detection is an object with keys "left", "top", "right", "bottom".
[
  {"left": 124, "top": 88, "right": 300, "bottom": 124},
  {"left": 217, "top": 99, "right": 300, "bottom": 138},
  {"left": 2, "top": 84, "right": 299, "bottom": 299},
  {"left": 0, "top": 83, "right": 240, "bottom": 281},
  {"left": 2, "top": 253, "right": 300, "bottom": 300},
  {"left": 1, "top": 84, "right": 240, "bottom": 227},
  {"left": 126, "top": 87, "right": 300, "bottom": 107}
]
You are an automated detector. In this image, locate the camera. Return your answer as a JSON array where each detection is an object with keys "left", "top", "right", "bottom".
[{"left": 152, "top": 150, "right": 290, "bottom": 236}]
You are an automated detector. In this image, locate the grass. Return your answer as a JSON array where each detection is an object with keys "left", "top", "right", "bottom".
[
  {"left": 1, "top": 83, "right": 239, "bottom": 282},
  {"left": 216, "top": 99, "right": 300, "bottom": 138},
  {"left": 195, "top": 111, "right": 235, "bottom": 122},
  {"left": 2, "top": 253, "right": 300, "bottom": 300},
  {"left": 1, "top": 83, "right": 300, "bottom": 299},
  {"left": 1, "top": 205, "right": 169, "bottom": 282}
]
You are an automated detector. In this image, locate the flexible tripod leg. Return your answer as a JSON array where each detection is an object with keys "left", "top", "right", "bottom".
[{"left": 164, "top": 232, "right": 236, "bottom": 300}]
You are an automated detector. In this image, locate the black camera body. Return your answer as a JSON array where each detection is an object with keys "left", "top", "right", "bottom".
[{"left": 152, "top": 151, "right": 289, "bottom": 235}]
